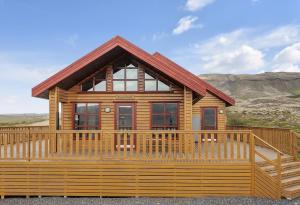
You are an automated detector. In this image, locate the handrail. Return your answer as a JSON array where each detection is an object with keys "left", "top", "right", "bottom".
[{"left": 253, "top": 134, "right": 284, "bottom": 156}]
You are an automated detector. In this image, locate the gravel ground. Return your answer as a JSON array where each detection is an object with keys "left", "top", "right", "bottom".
[{"left": 0, "top": 197, "right": 299, "bottom": 205}]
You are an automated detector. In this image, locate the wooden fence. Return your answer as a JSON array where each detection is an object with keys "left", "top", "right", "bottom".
[
  {"left": 227, "top": 125, "right": 298, "bottom": 158},
  {"left": 0, "top": 130, "right": 252, "bottom": 162}
]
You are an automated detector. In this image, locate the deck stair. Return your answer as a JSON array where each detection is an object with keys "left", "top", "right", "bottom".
[{"left": 259, "top": 156, "right": 300, "bottom": 200}]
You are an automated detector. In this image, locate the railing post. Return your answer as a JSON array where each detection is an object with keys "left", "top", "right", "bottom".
[
  {"left": 27, "top": 129, "right": 31, "bottom": 162},
  {"left": 249, "top": 131, "right": 255, "bottom": 196},
  {"left": 277, "top": 152, "right": 282, "bottom": 199}
]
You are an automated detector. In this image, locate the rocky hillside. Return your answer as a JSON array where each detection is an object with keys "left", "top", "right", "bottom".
[{"left": 200, "top": 72, "right": 300, "bottom": 131}]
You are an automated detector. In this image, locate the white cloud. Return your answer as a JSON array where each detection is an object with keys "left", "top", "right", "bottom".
[
  {"left": 185, "top": 0, "right": 215, "bottom": 11},
  {"left": 202, "top": 45, "right": 265, "bottom": 73},
  {"left": 172, "top": 24, "right": 300, "bottom": 74},
  {"left": 172, "top": 16, "right": 201, "bottom": 35},
  {"left": 271, "top": 42, "right": 300, "bottom": 72}
]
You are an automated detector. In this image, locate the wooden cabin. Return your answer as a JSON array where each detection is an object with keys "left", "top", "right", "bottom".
[
  {"left": 32, "top": 36, "right": 235, "bottom": 135},
  {"left": 0, "top": 36, "right": 298, "bottom": 200}
]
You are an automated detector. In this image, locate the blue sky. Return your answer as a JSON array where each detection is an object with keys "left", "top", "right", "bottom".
[{"left": 0, "top": 0, "right": 300, "bottom": 113}]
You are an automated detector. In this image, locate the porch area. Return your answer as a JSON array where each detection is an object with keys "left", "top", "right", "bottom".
[{"left": 0, "top": 126, "right": 298, "bottom": 200}]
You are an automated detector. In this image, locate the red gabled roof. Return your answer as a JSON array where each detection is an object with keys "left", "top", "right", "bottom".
[
  {"left": 32, "top": 35, "right": 234, "bottom": 106},
  {"left": 32, "top": 36, "right": 207, "bottom": 98},
  {"left": 152, "top": 52, "right": 235, "bottom": 106}
]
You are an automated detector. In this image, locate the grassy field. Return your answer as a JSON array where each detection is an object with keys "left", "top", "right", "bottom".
[{"left": 0, "top": 114, "right": 48, "bottom": 127}]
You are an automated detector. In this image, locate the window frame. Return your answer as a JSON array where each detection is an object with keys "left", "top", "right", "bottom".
[
  {"left": 112, "top": 65, "right": 139, "bottom": 92},
  {"left": 73, "top": 103, "right": 101, "bottom": 130},
  {"left": 201, "top": 107, "right": 218, "bottom": 130},
  {"left": 144, "top": 71, "right": 171, "bottom": 92},
  {"left": 80, "top": 68, "right": 107, "bottom": 92},
  {"left": 150, "top": 102, "right": 179, "bottom": 130}
]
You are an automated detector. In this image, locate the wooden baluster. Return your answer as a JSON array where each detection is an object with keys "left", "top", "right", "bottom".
[
  {"left": 168, "top": 133, "right": 172, "bottom": 160},
  {"left": 124, "top": 133, "right": 127, "bottom": 159},
  {"left": 142, "top": 134, "right": 146, "bottom": 160},
  {"left": 211, "top": 133, "right": 215, "bottom": 160},
  {"left": 68, "top": 133, "right": 73, "bottom": 157},
  {"left": 10, "top": 133, "right": 14, "bottom": 159},
  {"left": 174, "top": 133, "right": 177, "bottom": 160},
  {"left": 75, "top": 133, "right": 79, "bottom": 157},
  {"left": 136, "top": 133, "right": 140, "bottom": 160},
  {"left": 217, "top": 133, "right": 221, "bottom": 160},
  {"left": 44, "top": 133, "right": 48, "bottom": 159},
  {"left": 95, "top": 133, "right": 99, "bottom": 158},
  {"left": 117, "top": 133, "right": 121, "bottom": 159},
  {"left": 230, "top": 133, "right": 234, "bottom": 160},
  {"left": 130, "top": 133, "right": 133, "bottom": 159},
  {"left": 110, "top": 133, "right": 114, "bottom": 159},
  {"left": 243, "top": 133, "right": 247, "bottom": 160},
  {"left": 237, "top": 133, "right": 241, "bottom": 160},
  {"left": 88, "top": 133, "right": 92, "bottom": 158},
  {"left": 32, "top": 133, "right": 36, "bottom": 160},
  {"left": 149, "top": 134, "right": 153, "bottom": 160},
  {"left": 64, "top": 133, "right": 68, "bottom": 159},
  {"left": 99, "top": 132, "right": 103, "bottom": 159},
  {"left": 198, "top": 133, "right": 201, "bottom": 160},
  {"left": 22, "top": 133, "right": 26, "bottom": 160},
  {"left": 224, "top": 134, "right": 228, "bottom": 160},
  {"left": 82, "top": 133, "right": 86, "bottom": 157},
  {"left": 162, "top": 133, "right": 166, "bottom": 159},
  {"left": 37, "top": 133, "right": 42, "bottom": 160},
  {"left": 204, "top": 133, "right": 208, "bottom": 160},
  {"left": 178, "top": 133, "right": 182, "bottom": 159},
  {"left": 0, "top": 133, "right": 2, "bottom": 159},
  {"left": 155, "top": 133, "right": 159, "bottom": 160},
  {"left": 16, "top": 133, "right": 20, "bottom": 159},
  {"left": 189, "top": 133, "right": 194, "bottom": 160}
]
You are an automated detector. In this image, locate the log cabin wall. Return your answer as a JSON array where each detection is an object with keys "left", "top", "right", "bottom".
[{"left": 192, "top": 92, "right": 227, "bottom": 130}]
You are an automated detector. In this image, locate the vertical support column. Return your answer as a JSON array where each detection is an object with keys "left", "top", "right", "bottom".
[
  {"left": 106, "top": 65, "right": 113, "bottom": 92},
  {"left": 49, "top": 87, "right": 59, "bottom": 131},
  {"left": 183, "top": 86, "right": 193, "bottom": 130},
  {"left": 249, "top": 132, "right": 255, "bottom": 196}
]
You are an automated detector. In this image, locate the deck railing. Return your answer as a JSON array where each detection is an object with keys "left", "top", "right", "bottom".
[
  {"left": 227, "top": 125, "right": 298, "bottom": 158},
  {"left": 0, "top": 130, "right": 253, "bottom": 162}
]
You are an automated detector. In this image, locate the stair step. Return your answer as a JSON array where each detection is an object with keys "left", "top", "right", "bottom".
[
  {"left": 261, "top": 161, "right": 300, "bottom": 173},
  {"left": 257, "top": 156, "right": 294, "bottom": 167},
  {"left": 282, "top": 176, "right": 300, "bottom": 187},
  {"left": 270, "top": 167, "right": 300, "bottom": 178},
  {"left": 282, "top": 185, "right": 300, "bottom": 200}
]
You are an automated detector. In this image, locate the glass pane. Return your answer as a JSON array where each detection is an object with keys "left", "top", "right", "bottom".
[
  {"left": 166, "top": 103, "right": 177, "bottom": 113},
  {"left": 75, "top": 103, "right": 86, "bottom": 114},
  {"left": 81, "top": 78, "right": 93, "bottom": 91},
  {"left": 94, "top": 80, "right": 106, "bottom": 91},
  {"left": 126, "top": 68, "right": 138, "bottom": 79},
  {"left": 126, "top": 63, "right": 137, "bottom": 68},
  {"left": 145, "top": 80, "right": 157, "bottom": 91},
  {"left": 203, "top": 108, "right": 216, "bottom": 127},
  {"left": 145, "top": 72, "right": 155, "bottom": 80},
  {"left": 87, "top": 103, "right": 99, "bottom": 114},
  {"left": 152, "top": 115, "right": 164, "bottom": 126},
  {"left": 74, "top": 114, "right": 85, "bottom": 126},
  {"left": 88, "top": 115, "right": 99, "bottom": 127},
  {"left": 113, "top": 68, "right": 125, "bottom": 79},
  {"left": 113, "top": 81, "right": 125, "bottom": 91},
  {"left": 158, "top": 80, "right": 170, "bottom": 91},
  {"left": 152, "top": 103, "right": 164, "bottom": 114},
  {"left": 119, "top": 115, "right": 132, "bottom": 128},
  {"left": 126, "top": 81, "right": 138, "bottom": 91},
  {"left": 166, "top": 114, "right": 177, "bottom": 126},
  {"left": 119, "top": 106, "right": 132, "bottom": 114}
]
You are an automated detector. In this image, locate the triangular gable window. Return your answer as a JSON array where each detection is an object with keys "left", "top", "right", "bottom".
[
  {"left": 81, "top": 68, "right": 107, "bottom": 91},
  {"left": 144, "top": 71, "right": 170, "bottom": 91}
]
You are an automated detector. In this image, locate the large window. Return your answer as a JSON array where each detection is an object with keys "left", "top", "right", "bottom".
[
  {"left": 74, "top": 103, "right": 100, "bottom": 130},
  {"left": 113, "top": 62, "right": 138, "bottom": 91},
  {"left": 144, "top": 72, "right": 170, "bottom": 91},
  {"left": 81, "top": 70, "right": 106, "bottom": 92},
  {"left": 201, "top": 107, "right": 217, "bottom": 130},
  {"left": 151, "top": 103, "right": 178, "bottom": 129}
]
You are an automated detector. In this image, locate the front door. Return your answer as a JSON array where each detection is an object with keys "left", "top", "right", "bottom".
[{"left": 115, "top": 103, "right": 136, "bottom": 150}]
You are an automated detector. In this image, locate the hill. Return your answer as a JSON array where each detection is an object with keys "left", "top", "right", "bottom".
[{"left": 200, "top": 72, "right": 300, "bottom": 132}]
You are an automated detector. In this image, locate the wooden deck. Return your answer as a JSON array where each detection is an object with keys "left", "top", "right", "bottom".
[{"left": 0, "top": 128, "right": 297, "bottom": 199}]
